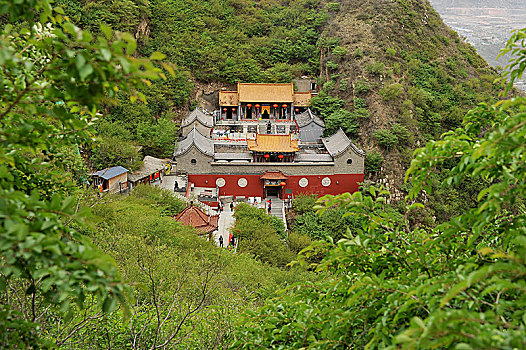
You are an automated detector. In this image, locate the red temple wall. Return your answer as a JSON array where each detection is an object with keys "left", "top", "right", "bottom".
[{"left": 188, "top": 173, "right": 364, "bottom": 198}]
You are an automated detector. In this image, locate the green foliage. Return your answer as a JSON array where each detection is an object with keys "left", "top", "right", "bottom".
[
  {"left": 232, "top": 204, "right": 294, "bottom": 267},
  {"left": 391, "top": 123, "right": 411, "bottom": 144},
  {"left": 365, "top": 150, "right": 383, "bottom": 173},
  {"left": 324, "top": 108, "right": 359, "bottom": 136},
  {"left": 354, "top": 78, "right": 371, "bottom": 93},
  {"left": 374, "top": 128, "right": 398, "bottom": 149},
  {"left": 353, "top": 47, "right": 364, "bottom": 59},
  {"left": 0, "top": 1, "right": 165, "bottom": 346},
  {"left": 231, "top": 30, "right": 526, "bottom": 349},
  {"left": 332, "top": 45, "right": 347, "bottom": 58},
  {"left": 386, "top": 47, "right": 397, "bottom": 57},
  {"left": 353, "top": 107, "right": 370, "bottom": 119},
  {"left": 57, "top": 187, "right": 312, "bottom": 348},
  {"left": 353, "top": 97, "right": 367, "bottom": 109},
  {"left": 379, "top": 82, "right": 404, "bottom": 100},
  {"left": 136, "top": 117, "right": 178, "bottom": 158},
  {"left": 309, "top": 90, "right": 345, "bottom": 118},
  {"left": 325, "top": 2, "right": 340, "bottom": 12},
  {"left": 91, "top": 135, "right": 142, "bottom": 171},
  {"left": 293, "top": 194, "right": 318, "bottom": 215},
  {"left": 366, "top": 61, "right": 386, "bottom": 76}
]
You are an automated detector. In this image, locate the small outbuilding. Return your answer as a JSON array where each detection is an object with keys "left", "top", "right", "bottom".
[
  {"left": 90, "top": 166, "right": 129, "bottom": 194},
  {"left": 174, "top": 205, "right": 219, "bottom": 239},
  {"left": 128, "top": 156, "right": 166, "bottom": 189}
]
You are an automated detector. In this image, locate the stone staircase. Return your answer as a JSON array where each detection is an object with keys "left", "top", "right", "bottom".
[{"left": 268, "top": 197, "right": 287, "bottom": 230}]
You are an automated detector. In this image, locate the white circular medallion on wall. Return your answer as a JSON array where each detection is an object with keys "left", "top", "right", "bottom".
[
  {"left": 298, "top": 177, "right": 309, "bottom": 188},
  {"left": 216, "top": 178, "right": 226, "bottom": 188},
  {"left": 238, "top": 177, "right": 248, "bottom": 188},
  {"left": 321, "top": 177, "right": 331, "bottom": 187}
]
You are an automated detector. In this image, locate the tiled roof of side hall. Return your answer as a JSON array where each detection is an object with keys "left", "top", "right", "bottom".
[
  {"left": 90, "top": 166, "right": 128, "bottom": 180},
  {"left": 174, "top": 127, "right": 214, "bottom": 157},
  {"left": 181, "top": 108, "right": 214, "bottom": 128},
  {"left": 128, "top": 156, "right": 166, "bottom": 182},
  {"left": 322, "top": 128, "right": 366, "bottom": 157},
  {"left": 296, "top": 109, "right": 325, "bottom": 128}
]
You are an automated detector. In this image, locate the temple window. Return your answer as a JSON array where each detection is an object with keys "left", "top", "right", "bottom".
[
  {"left": 347, "top": 159, "right": 353, "bottom": 165},
  {"left": 191, "top": 159, "right": 197, "bottom": 164}
]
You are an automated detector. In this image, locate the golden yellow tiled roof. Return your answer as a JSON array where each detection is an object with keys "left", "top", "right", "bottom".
[
  {"left": 219, "top": 91, "right": 239, "bottom": 106},
  {"left": 238, "top": 83, "right": 294, "bottom": 103},
  {"left": 247, "top": 134, "right": 299, "bottom": 153},
  {"left": 293, "top": 91, "right": 312, "bottom": 107}
]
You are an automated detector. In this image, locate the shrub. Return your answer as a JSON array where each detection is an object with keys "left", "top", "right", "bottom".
[
  {"left": 326, "top": 2, "right": 341, "bottom": 12},
  {"left": 332, "top": 45, "right": 347, "bottom": 58},
  {"left": 354, "top": 97, "right": 367, "bottom": 109},
  {"left": 374, "top": 129, "right": 399, "bottom": 149},
  {"left": 325, "top": 109, "right": 359, "bottom": 136},
  {"left": 355, "top": 79, "right": 371, "bottom": 94},
  {"left": 365, "top": 151, "right": 383, "bottom": 173},
  {"left": 386, "top": 47, "right": 397, "bottom": 57},
  {"left": 353, "top": 107, "right": 370, "bottom": 119},
  {"left": 353, "top": 47, "right": 364, "bottom": 59},
  {"left": 339, "top": 79, "right": 347, "bottom": 91},
  {"left": 327, "top": 60, "right": 339, "bottom": 70},
  {"left": 390, "top": 124, "right": 410, "bottom": 144},
  {"left": 366, "top": 62, "right": 385, "bottom": 76},
  {"left": 293, "top": 194, "right": 318, "bottom": 215},
  {"left": 310, "top": 91, "right": 345, "bottom": 118},
  {"left": 379, "top": 83, "right": 404, "bottom": 101}
]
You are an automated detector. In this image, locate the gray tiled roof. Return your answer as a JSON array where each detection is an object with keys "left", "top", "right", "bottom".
[
  {"left": 90, "top": 166, "right": 128, "bottom": 180},
  {"left": 214, "top": 152, "right": 252, "bottom": 160},
  {"left": 174, "top": 127, "right": 214, "bottom": 157},
  {"left": 296, "top": 109, "right": 325, "bottom": 128},
  {"left": 294, "top": 153, "right": 333, "bottom": 162},
  {"left": 128, "top": 156, "right": 166, "bottom": 182},
  {"left": 181, "top": 108, "right": 214, "bottom": 128},
  {"left": 322, "top": 128, "right": 366, "bottom": 157}
]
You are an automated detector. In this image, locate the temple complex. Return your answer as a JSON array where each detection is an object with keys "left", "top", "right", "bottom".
[{"left": 173, "top": 83, "right": 365, "bottom": 206}]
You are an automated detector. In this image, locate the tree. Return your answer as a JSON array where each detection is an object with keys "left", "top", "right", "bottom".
[
  {"left": 0, "top": 1, "right": 166, "bottom": 346},
  {"left": 231, "top": 28, "right": 526, "bottom": 349}
]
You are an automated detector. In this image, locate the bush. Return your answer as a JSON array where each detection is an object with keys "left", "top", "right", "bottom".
[
  {"left": 310, "top": 91, "right": 345, "bottom": 118},
  {"left": 365, "top": 151, "right": 383, "bottom": 173},
  {"left": 327, "top": 60, "right": 339, "bottom": 70},
  {"left": 374, "top": 129, "right": 399, "bottom": 149},
  {"left": 353, "top": 47, "right": 364, "bottom": 59},
  {"left": 354, "top": 97, "right": 367, "bottom": 109},
  {"left": 332, "top": 45, "right": 347, "bottom": 58},
  {"left": 379, "top": 83, "right": 404, "bottom": 101},
  {"left": 390, "top": 124, "right": 410, "bottom": 144},
  {"left": 325, "top": 109, "right": 359, "bottom": 136},
  {"left": 366, "top": 62, "right": 385, "bottom": 76},
  {"left": 326, "top": 2, "right": 341, "bottom": 12},
  {"left": 386, "top": 47, "right": 397, "bottom": 57},
  {"left": 354, "top": 79, "right": 371, "bottom": 94},
  {"left": 353, "top": 107, "right": 370, "bottom": 119},
  {"left": 293, "top": 194, "right": 318, "bottom": 215}
]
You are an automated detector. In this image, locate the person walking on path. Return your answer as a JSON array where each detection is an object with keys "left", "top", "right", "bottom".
[{"left": 219, "top": 235, "right": 224, "bottom": 248}]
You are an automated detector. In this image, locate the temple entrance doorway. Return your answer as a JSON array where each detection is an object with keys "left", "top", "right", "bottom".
[{"left": 264, "top": 185, "right": 282, "bottom": 199}]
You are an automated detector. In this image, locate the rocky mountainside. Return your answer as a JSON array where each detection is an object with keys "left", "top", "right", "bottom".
[{"left": 315, "top": 0, "right": 501, "bottom": 191}]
